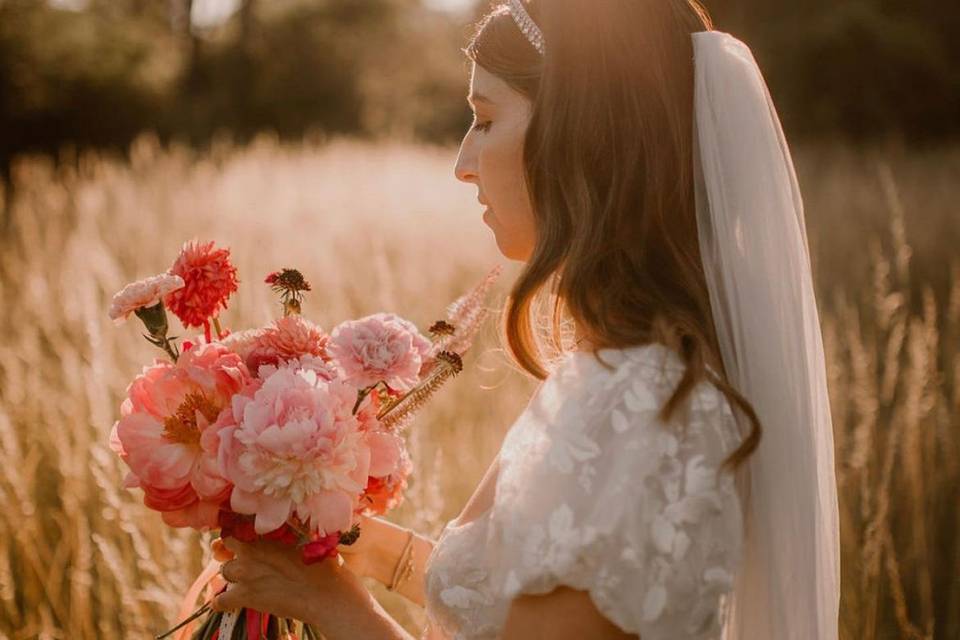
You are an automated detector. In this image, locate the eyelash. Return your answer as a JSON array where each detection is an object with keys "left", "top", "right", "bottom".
[{"left": 471, "top": 118, "right": 492, "bottom": 133}]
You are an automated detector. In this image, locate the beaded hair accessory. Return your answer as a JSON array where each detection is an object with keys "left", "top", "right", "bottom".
[{"left": 507, "top": 0, "right": 545, "bottom": 55}]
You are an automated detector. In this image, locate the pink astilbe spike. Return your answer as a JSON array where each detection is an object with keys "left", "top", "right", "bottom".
[
  {"left": 379, "top": 352, "right": 463, "bottom": 431},
  {"left": 419, "top": 265, "right": 502, "bottom": 377}
]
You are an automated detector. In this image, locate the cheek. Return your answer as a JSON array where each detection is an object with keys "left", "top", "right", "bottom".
[{"left": 480, "top": 130, "right": 531, "bottom": 227}]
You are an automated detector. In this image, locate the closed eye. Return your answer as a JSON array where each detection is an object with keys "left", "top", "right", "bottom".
[{"left": 471, "top": 119, "right": 492, "bottom": 133}]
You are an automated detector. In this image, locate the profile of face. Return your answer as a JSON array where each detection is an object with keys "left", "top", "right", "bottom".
[{"left": 454, "top": 62, "right": 537, "bottom": 262}]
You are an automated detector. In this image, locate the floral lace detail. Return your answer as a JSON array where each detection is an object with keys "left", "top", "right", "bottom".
[{"left": 423, "top": 344, "right": 745, "bottom": 640}]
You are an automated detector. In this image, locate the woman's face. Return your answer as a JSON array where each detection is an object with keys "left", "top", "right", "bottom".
[{"left": 455, "top": 62, "right": 536, "bottom": 262}]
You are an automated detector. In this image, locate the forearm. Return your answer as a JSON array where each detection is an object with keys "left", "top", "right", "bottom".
[{"left": 364, "top": 517, "right": 435, "bottom": 608}]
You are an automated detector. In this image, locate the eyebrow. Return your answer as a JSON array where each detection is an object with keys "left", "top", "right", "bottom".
[{"left": 466, "top": 91, "right": 495, "bottom": 106}]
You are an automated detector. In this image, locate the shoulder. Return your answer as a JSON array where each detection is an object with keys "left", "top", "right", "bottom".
[
  {"left": 546, "top": 343, "right": 741, "bottom": 454},
  {"left": 498, "top": 342, "right": 743, "bottom": 519}
]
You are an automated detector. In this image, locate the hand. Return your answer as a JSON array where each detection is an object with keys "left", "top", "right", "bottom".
[
  {"left": 211, "top": 514, "right": 381, "bottom": 579},
  {"left": 210, "top": 536, "right": 375, "bottom": 631}
]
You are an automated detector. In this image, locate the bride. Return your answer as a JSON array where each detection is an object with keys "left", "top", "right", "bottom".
[{"left": 208, "top": 1, "right": 840, "bottom": 638}]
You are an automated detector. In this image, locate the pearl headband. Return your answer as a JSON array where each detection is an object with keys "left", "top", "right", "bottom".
[{"left": 507, "top": 0, "right": 545, "bottom": 55}]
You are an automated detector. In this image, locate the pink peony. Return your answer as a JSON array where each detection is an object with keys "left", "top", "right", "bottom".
[
  {"left": 164, "top": 239, "right": 239, "bottom": 338},
  {"left": 327, "top": 313, "right": 432, "bottom": 392},
  {"left": 110, "top": 342, "right": 252, "bottom": 529},
  {"left": 215, "top": 357, "right": 375, "bottom": 536},
  {"left": 108, "top": 274, "right": 185, "bottom": 325}
]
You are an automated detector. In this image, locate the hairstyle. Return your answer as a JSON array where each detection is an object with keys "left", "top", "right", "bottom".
[{"left": 463, "top": 0, "right": 761, "bottom": 474}]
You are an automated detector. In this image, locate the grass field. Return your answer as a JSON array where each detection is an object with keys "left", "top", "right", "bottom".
[{"left": 0, "top": 133, "right": 956, "bottom": 639}]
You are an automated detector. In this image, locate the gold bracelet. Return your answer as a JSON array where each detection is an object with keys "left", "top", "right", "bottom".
[{"left": 387, "top": 529, "right": 415, "bottom": 592}]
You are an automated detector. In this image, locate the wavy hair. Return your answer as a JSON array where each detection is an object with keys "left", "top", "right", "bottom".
[{"left": 464, "top": 0, "right": 761, "bottom": 473}]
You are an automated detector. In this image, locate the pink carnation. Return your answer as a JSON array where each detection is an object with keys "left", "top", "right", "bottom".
[
  {"left": 108, "top": 273, "right": 185, "bottom": 325},
  {"left": 215, "top": 357, "right": 378, "bottom": 536},
  {"left": 110, "top": 342, "right": 252, "bottom": 529},
  {"left": 164, "top": 239, "right": 239, "bottom": 337},
  {"left": 327, "top": 313, "right": 432, "bottom": 392}
]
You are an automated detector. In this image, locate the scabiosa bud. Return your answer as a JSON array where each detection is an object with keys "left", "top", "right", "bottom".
[{"left": 266, "top": 268, "right": 311, "bottom": 316}]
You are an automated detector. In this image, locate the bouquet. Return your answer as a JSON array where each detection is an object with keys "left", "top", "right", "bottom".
[{"left": 107, "top": 239, "right": 500, "bottom": 639}]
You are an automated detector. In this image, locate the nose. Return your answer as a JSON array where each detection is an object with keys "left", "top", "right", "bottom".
[{"left": 454, "top": 135, "right": 478, "bottom": 184}]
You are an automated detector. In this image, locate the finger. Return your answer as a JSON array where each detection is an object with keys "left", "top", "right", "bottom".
[
  {"left": 223, "top": 537, "right": 256, "bottom": 560},
  {"left": 220, "top": 558, "right": 244, "bottom": 583},
  {"left": 208, "top": 572, "right": 227, "bottom": 597},
  {"left": 211, "top": 584, "right": 248, "bottom": 612},
  {"left": 222, "top": 536, "right": 242, "bottom": 554}
]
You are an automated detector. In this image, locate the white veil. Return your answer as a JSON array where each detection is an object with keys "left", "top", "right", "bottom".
[{"left": 691, "top": 31, "right": 840, "bottom": 640}]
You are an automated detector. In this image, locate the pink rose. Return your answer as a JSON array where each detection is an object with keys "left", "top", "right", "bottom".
[{"left": 327, "top": 313, "right": 432, "bottom": 392}]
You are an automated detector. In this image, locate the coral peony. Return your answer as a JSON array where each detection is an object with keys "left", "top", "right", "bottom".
[
  {"left": 251, "top": 316, "right": 330, "bottom": 372},
  {"left": 108, "top": 274, "right": 185, "bottom": 325},
  {"left": 219, "top": 316, "right": 330, "bottom": 375},
  {"left": 110, "top": 342, "right": 252, "bottom": 529},
  {"left": 215, "top": 357, "right": 373, "bottom": 536},
  {"left": 361, "top": 446, "right": 413, "bottom": 516},
  {"left": 327, "top": 313, "right": 432, "bottom": 392},
  {"left": 164, "top": 239, "right": 239, "bottom": 339},
  {"left": 219, "top": 326, "right": 268, "bottom": 369}
]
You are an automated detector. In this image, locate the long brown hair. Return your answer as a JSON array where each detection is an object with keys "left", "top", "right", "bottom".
[{"left": 464, "top": 0, "right": 761, "bottom": 474}]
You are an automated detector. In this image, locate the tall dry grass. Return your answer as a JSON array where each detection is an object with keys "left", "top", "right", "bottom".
[{"left": 0, "top": 134, "right": 956, "bottom": 639}]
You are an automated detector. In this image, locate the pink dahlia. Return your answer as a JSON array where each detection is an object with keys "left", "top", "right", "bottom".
[
  {"left": 215, "top": 357, "right": 373, "bottom": 536},
  {"left": 110, "top": 342, "right": 252, "bottom": 529},
  {"left": 108, "top": 273, "right": 185, "bottom": 325},
  {"left": 327, "top": 313, "right": 432, "bottom": 392},
  {"left": 164, "top": 239, "right": 239, "bottom": 340}
]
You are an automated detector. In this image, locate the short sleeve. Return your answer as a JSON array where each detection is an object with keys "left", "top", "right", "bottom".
[{"left": 487, "top": 345, "right": 745, "bottom": 639}]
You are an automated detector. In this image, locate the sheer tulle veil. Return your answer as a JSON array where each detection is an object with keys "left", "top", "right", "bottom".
[{"left": 691, "top": 31, "right": 841, "bottom": 640}]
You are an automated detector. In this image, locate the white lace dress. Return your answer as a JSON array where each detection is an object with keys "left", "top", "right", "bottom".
[{"left": 423, "top": 343, "right": 746, "bottom": 639}]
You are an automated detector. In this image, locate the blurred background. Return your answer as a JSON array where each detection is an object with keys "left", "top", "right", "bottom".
[{"left": 0, "top": 1, "right": 957, "bottom": 638}]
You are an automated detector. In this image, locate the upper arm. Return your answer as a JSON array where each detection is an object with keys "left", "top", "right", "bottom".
[{"left": 500, "top": 586, "right": 638, "bottom": 640}]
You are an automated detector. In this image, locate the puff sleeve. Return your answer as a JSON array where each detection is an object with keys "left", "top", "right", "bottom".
[{"left": 487, "top": 346, "right": 745, "bottom": 639}]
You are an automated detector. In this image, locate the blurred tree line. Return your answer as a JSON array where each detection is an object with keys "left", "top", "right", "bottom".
[
  {"left": 705, "top": 0, "right": 960, "bottom": 142},
  {"left": 0, "top": 0, "right": 957, "bottom": 186},
  {"left": 0, "top": 0, "right": 472, "bottom": 184}
]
